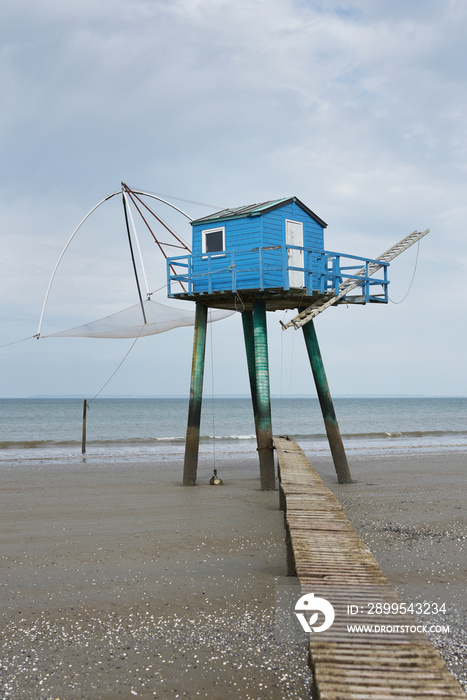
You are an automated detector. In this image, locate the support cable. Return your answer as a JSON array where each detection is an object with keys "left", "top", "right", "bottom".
[
  {"left": 123, "top": 185, "right": 194, "bottom": 222},
  {"left": 123, "top": 192, "right": 150, "bottom": 298},
  {"left": 124, "top": 185, "right": 191, "bottom": 251},
  {"left": 82, "top": 332, "right": 142, "bottom": 455},
  {"left": 87, "top": 333, "right": 142, "bottom": 406},
  {"left": 288, "top": 324, "right": 295, "bottom": 429},
  {"left": 123, "top": 186, "right": 188, "bottom": 293},
  {"left": 0, "top": 335, "right": 37, "bottom": 350},
  {"left": 279, "top": 310, "right": 289, "bottom": 433},
  {"left": 122, "top": 193, "right": 147, "bottom": 324},
  {"left": 209, "top": 309, "right": 217, "bottom": 471},
  {"left": 132, "top": 188, "right": 223, "bottom": 210},
  {"left": 280, "top": 316, "right": 284, "bottom": 433},
  {"left": 389, "top": 240, "right": 421, "bottom": 304}
]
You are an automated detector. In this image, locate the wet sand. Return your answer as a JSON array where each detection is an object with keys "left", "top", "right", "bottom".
[
  {"left": 0, "top": 456, "right": 310, "bottom": 699},
  {"left": 1, "top": 450, "right": 466, "bottom": 698}
]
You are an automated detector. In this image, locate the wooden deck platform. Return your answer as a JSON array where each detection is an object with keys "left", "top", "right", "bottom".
[
  {"left": 170, "top": 287, "right": 332, "bottom": 311},
  {"left": 274, "top": 435, "right": 466, "bottom": 699}
]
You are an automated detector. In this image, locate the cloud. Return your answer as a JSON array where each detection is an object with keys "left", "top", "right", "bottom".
[{"left": 1, "top": 0, "right": 466, "bottom": 396}]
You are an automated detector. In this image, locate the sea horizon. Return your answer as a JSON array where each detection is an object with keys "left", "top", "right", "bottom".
[
  {"left": 8, "top": 393, "right": 467, "bottom": 399},
  {"left": 1, "top": 396, "right": 466, "bottom": 466}
]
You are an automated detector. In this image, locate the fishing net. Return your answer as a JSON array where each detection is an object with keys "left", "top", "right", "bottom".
[{"left": 45, "top": 299, "right": 233, "bottom": 339}]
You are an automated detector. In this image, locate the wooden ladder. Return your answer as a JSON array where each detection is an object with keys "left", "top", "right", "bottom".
[{"left": 281, "top": 228, "right": 429, "bottom": 330}]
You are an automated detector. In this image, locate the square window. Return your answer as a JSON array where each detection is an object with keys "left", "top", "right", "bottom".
[{"left": 203, "top": 227, "right": 225, "bottom": 254}]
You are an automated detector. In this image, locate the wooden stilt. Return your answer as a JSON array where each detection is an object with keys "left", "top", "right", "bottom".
[
  {"left": 183, "top": 303, "right": 208, "bottom": 486},
  {"left": 241, "top": 311, "right": 259, "bottom": 430},
  {"left": 302, "top": 319, "right": 352, "bottom": 484},
  {"left": 252, "top": 302, "right": 276, "bottom": 490}
]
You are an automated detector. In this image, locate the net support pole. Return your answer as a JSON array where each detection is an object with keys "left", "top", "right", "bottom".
[
  {"left": 252, "top": 302, "right": 276, "bottom": 490},
  {"left": 183, "top": 303, "right": 208, "bottom": 486},
  {"left": 302, "top": 319, "right": 352, "bottom": 484}
]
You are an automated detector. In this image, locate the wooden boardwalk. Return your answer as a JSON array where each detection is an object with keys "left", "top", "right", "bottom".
[{"left": 274, "top": 436, "right": 466, "bottom": 700}]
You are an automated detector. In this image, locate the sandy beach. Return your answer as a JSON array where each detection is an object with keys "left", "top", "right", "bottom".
[
  {"left": 1, "top": 449, "right": 466, "bottom": 698},
  {"left": 317, "top": 450, "right": 467, "bottom": 692}
]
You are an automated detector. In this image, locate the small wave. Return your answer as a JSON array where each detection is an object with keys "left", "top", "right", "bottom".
[
  {"left": 292, "top": 430, "right": 467, "bottom": 441},
  {"left": 153, "top": 434, "right": 256, "bottom": 443},
  {"left": 0, "top": 440, "right": 80, "bottom": 450},
  {"left": 355, "top": 429, "right": 462, "bottom": 440},
  {"left": 2, "top": 429, "right": 466, "bottom": 452},
  {"left": 204, "top": 434, "right": 256, "bottom": 441},
  {"left": 0, "top": 434, "right": 258, "bottom": 450}
]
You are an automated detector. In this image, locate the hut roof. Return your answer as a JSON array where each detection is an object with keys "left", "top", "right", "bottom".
[{"left": 191, "top": 196, "right": 327, "bottom": 228}]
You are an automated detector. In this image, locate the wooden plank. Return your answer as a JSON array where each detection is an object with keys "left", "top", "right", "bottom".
[{"left": 274, "top": 436, "right": 466, "bottom": 700}]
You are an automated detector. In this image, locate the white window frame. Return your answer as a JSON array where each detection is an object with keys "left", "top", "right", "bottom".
[{"left": 202, "top": 226, "right": 225, "bottom": 257}]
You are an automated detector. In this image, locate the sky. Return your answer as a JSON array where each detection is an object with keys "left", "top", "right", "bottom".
[{"left": 1, "top": 0, "right": 466, "bottom": 398}]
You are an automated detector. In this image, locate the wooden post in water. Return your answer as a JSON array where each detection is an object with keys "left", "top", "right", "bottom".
[
  {"left": 183, "top": 303, "right": 208, "bottom": 486},
  {"left": 81, "top": 399, "right": 88, "bottom": 455},
  {"left": 252, "top": 302, "right": 276, "bottom": 490},
  {"left": 302, "top": 319, "right": 352, "bottom": 484}
]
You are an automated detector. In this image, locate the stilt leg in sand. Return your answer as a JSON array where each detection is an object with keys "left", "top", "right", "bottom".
[
  {"left": 242, "top": 310, "right": 259, "bottom": 432},
  {"left": 183, "top": 303, "right": 208, "bottom": 486},
  {"left": 302, "top": 318, "right": 352, "bottom": 484},
  {"left": 252, "top": 302, "right": 276, "bottom": 490}
]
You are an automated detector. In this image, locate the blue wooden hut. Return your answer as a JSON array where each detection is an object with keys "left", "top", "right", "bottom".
[
  {"left": 190, "top": 197, "right": 326, "bottom": 294},
  {"left": 167, "top": 196, "right": 389, "bottom": 308}
]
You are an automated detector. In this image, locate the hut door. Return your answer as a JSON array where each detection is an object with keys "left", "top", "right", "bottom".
[{"left": 286, "top": 220, "right": 304, "bottom": 287}]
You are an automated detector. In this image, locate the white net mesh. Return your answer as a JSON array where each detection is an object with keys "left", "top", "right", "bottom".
[{"left": 45, "top": 299, "right": 233, "bottom": 339}]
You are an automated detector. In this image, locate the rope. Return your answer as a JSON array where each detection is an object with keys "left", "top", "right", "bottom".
[
  {"left": 389, "top": 240, "right": 421, "bottom": 304},
  {"left": 288, "top": 326, "right": 295, "bottom": 427},
  {"left": 208, "top": 310, "right": 216, "bottom": 471},
  {"left": 234, "top": 291, "right": 245, "bottom": 313},
  {"left": 132, "top": 188, "right": 224, "bottom": 210},
  {"left": 87, "top": 334, "right": 141, "bottom": 406},
  {"left": 278, "top": 309, "right": 296, "bottom": 433},
  {"left": 0, "top": 334, "right": 37, "bottom": 350},
  {"left": 123, "top": 191, "right": 150, "bottom": 297},
  {"left": 122, "top": 193, "right": 147, "bottom": 324},
  {"left": 279, "top": 309, "right": 289, "bottom": 433}
]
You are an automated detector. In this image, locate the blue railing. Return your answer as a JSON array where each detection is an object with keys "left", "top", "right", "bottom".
[{"left": 167, "top": 246, "right": 389, "bottom": 302}]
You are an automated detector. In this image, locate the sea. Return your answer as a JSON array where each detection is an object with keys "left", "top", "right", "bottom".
[{"left": 0, "top": 396, "right": 466, "bottom": 466}]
